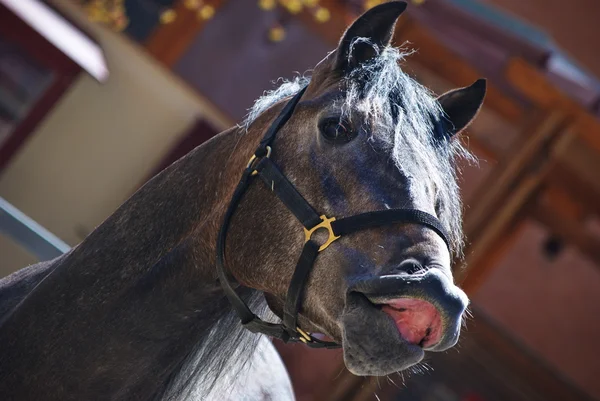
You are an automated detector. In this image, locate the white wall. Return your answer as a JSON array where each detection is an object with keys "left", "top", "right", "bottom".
[{"left": 0, "top": 1, "right": 231, "bottom": 274}]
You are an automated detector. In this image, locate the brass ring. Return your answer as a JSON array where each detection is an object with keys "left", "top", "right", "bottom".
[{"left": 246, "top": 146, "right": 272, "bottom": 176}]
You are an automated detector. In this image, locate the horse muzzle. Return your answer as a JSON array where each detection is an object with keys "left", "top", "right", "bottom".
[{"left": 348, "top": 267, "right": 469, "bottom": 352}]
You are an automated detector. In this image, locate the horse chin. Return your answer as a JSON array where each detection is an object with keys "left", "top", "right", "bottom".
[{"left": 340, "top": 291, "right": 426, "bottom": 376}]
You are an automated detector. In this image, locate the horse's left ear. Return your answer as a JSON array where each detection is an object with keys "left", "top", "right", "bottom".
[
  {"left": 437, "top": 79, "right": 487, "bottom": 137},
  {"left": 334, "top": 1, "right": 407, "bottom": 73}
]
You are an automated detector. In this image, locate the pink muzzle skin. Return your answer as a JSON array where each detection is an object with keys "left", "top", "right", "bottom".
[{"left": 381, "top": 298, "right": 443, "bottom": 348}]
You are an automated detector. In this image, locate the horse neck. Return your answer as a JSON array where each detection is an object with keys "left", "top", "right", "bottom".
[
  {"left": 137, "top": 123, "right": 274, "bottom": 399},
  {"left": 92, "top": 123, "right": 257, "bottom": 283},
  {"left": 0, "top": 123, "right": 269, "bottom": 401},
  {"left": 140, "top": 122, "right": 274, "bottom": 391}
]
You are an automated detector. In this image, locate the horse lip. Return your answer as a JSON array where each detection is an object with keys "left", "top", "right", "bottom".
[
  {"left": 341, "top": 291, "right": 427, "bottom": 369},
  {"left": 349, "top": 269, "right": 469, "bottom": 325}
]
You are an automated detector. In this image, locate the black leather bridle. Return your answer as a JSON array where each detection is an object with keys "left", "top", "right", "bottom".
[{"left": 216, "top": 86, "right": 451, "bottom": 349}]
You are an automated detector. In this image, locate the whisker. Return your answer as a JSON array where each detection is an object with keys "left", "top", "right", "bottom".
[{"left": 386, "top": 374, "right": 400, "bottom": 388}]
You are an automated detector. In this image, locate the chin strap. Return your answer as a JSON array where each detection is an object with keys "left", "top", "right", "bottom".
[{"left": 216, "top": 86, "right": 450, "bottom": 349}]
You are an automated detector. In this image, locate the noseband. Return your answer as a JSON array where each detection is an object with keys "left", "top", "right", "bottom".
[{"left": 216, "top": 86, "right": 450, "bottom": 349}]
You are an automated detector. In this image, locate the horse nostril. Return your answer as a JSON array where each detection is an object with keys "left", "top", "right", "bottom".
[{"left": 397, "top": 259, "right": 426, "bottom": 275}]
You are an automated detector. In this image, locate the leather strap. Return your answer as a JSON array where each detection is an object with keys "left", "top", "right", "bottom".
[
  {"left": 332, "top": 209, "right": 450, "bottom": 249},
  {"left": 256, "top": 158, "right": 322, "bottom": 229},
  {"left": 216, "top": 168, "right": 257, "bottom": 325},
  {"left": 283, "top": 240, "right": 320, "bottom": 333},
  {"left": 256, "top": 86, "right": 308, "bottom": 156}
]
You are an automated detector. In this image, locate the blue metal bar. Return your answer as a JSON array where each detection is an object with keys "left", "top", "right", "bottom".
[{"left": 0, "top": 197, "right": 70, "bottom": 261}]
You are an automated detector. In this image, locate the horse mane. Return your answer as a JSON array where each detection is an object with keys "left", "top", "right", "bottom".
[
  {"left": 244, "top": 42, "right": 473, "bottom": 258},
  {"left": 158, "top": 288, "right": 274, "bottom": 401},
  {"left": 243, "top": 75, "right": 311, "bottom": 130}
]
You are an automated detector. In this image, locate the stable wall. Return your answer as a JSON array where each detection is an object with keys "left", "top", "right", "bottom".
[
  {"left": 473, "top": 221, "right": 600, "bottom": 400},
  {"left": 0, "top": 1, "right": 229, "bottom": 275}
]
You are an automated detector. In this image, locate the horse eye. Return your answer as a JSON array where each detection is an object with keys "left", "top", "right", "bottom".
[{"left": 319, "top": 119, "right": 356, "bottom": 143}]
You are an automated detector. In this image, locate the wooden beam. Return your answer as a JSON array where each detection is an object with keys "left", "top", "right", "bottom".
[
  {"left": 459, "top": 174, "right": 541, "bottom": 289},
  {"left": 396, "top": 20, "right": 524, "bottom": 122},
  {"left": 540, "top": 184, "right": 586, "bottom": 221},
  {"left": 145, "top": 0, "right": 226, "bottom": 67},
  {"left": 548, "top": 164, "right": 600, "bottom": 218},
  {"left": 458, "top": 124, "right": 575, "bottom": 290},
  {"left": 574, "top": 110, "right": 600, "bottom": 154},
  {"left": 553, "top": 136, "right": 600, "bottom": 198},
  {"left": 505, "top": 58, "right": 600, "bottom": 154},
  {"left": 505, "top": 58, "right": 566, "bottom": 109},
  {"left": 463, "top": 110, "right": 567, "bottom": 238}
]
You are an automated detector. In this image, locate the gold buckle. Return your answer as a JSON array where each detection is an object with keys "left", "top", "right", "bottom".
[
  {"left": 296, "top": 327, "right": 313, "bottom": 343},
  {"left": 246, "top": 146, "right": 272, "bottom": 176},
  {"left": 304, "top": 215, "right": 340, "bottom": 252}
]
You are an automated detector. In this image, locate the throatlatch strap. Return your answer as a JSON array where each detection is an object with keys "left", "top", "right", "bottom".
[
  {"left": 283, "top": 240, "right": 320, "bottom": 332},
  {"left": 216, "top": 168, "right": 257, "bottom": 325},
  {"left": 332, "top": 209, "right": 451, "bottom": 249},
  {"left": 256, "top": 158, "right": 322, "bottom": 229},
  {"left": 215, "top": 167, "right": 293, "bottom": 342}
]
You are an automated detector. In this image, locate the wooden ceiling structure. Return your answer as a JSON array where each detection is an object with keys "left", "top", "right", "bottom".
[{"left": 136, "top": 1, "right": 600, "bottom": 399}]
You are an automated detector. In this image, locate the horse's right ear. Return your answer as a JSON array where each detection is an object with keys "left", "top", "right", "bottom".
[
  {"left": 333, "top": 1, "right": 407, "bottom": 74},
  {"left": 437, "top": 79, "right": 487, "bottom": 137}
]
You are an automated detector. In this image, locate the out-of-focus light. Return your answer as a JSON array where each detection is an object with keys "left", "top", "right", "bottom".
[
  {"left": 198, "top": 4, "right": 215, "bottom": 20},
  {"left": 268, "top": 25, "right": 286, "bottom": 42},
  {"left": 281, "top": 0, "right": 303, "bottom": 14},
  {"left": 363, "top": 0, "right": 384, "bottom": 10},
  {"left": 160, "top": 9, "right": 177, "bottom": 24},
  {"left": 258, "top": 0, "right": 276, "bottom": 10},
  {"left": 184, "top": 0, "right": 201, "bottom": 9},
  {"left": 82, "top": 0, "right": 128, "bottom": 31},
  {"left": 314, "top": 7, "right": 330, "bottom": 23},
  {"left": 0, "top": 0, "right": 109, "bottom": 82},
  {"left": 303, "top": 0, "right": 319, "bottom": 7}
]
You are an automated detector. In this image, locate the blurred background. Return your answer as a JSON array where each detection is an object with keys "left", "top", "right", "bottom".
[{"left": 0, "top": 0, "right": 599, "bottom": 400}]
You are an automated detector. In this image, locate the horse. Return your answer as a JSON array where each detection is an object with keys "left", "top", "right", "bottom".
[{"left": 0, "top": 2, "right": 486, "bottom": 400}]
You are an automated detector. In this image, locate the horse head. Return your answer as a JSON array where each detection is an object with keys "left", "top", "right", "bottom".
[{"left": 225, "top": 1, "right": 485, "bottom": 376}]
